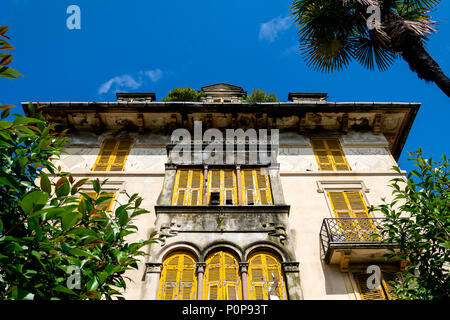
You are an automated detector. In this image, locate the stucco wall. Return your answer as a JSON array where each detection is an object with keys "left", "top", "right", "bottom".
[{"left": 56, "top": 130, "right": 403, "bottom": 300}]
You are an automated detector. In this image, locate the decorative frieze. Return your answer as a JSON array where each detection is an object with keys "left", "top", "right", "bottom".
[{"left": 282, "top": 262, "right": 299, "bottom": 273}]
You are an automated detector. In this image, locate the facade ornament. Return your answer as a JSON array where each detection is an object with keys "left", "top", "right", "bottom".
[
  {"left": 282, "top": 262, "right": 299, "bottom": 273},
  {"left": 196, "top": 262, "right": 206, "bottom": 273},
  {"left": 142, "top": 262, "right": 163, "bottom": 281},
  {"left": 263, "top": 221, "right": 287, "bottom": 244},
  {"left": 159, "top": 222, "right": 181, "bottom": 246},
  {"left": 239, "top": 262, "right": 249, "bottom": 273}
]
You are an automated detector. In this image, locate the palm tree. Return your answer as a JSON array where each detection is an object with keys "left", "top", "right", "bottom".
[{"left": 290, "top": 0, "right": 450, "bottom": 97}]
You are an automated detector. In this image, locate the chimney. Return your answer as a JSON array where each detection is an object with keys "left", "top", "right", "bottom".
[
  {"left": 288, "top": 92, "right": 328, "bottom": 102},
  {"left": 116, "top": 92, "right": 157, "bottom": 102}
]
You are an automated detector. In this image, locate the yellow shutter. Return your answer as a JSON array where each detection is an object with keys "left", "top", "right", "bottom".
[
  {"left": 204, "top": 251, "right": 241, "bottom": 300},
  {"left": 172, "top": 169, "right": 203, "bottom": 206},
  {"left": 311, "top": 138, "right": 350, "bottom": 171},
  {"left": 354, "top": 273, "right": 388, "bottom": 300},
  {"left": 241, "top": 169, "right": 273, "bottom": 205},
  {"left": 207, "top": 169, "right": 237, "bottom": 205},
  {"left": 381, "top": 272, "right": 399, "bottom": 300},
  {"left": 110, "top": 140, "right": 132, "bottom": 171},
  {"left": 157, "top": 252, "right": 197, "bottom": 300},
  {"left": 328, "top": 191, "right": 376, "bottom": 241},
  {"left": 92, "top": 139, "right": 133, "bottom": 172},
  {"left": 248, "top": 252, "right": 287, "bottom": 300}
]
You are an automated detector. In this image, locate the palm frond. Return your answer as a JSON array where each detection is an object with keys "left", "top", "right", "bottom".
[
  {"left": 401, "top": 0, "right": 440, "bottom": 10},
  {"left": 352, "top": 36, "right": 397, "bottom": 71},
  {"left": 301, "top": 37, "right": 355, "bottom": 72}
]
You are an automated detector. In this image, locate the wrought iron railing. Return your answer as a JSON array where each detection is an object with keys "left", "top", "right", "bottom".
[{"left": 320, "top": 218, "right": 390, "bottom": 260}]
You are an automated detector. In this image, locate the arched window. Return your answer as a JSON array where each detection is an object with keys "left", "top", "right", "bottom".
[
  {"left": 157, "top": 251, "right": 197, "bottom": 300},
  {"left": 248, "top": 251, "right": 287, "bottom": 300},
  {"left": 203, "top": 251, "right": 242, "bottom": 300}
]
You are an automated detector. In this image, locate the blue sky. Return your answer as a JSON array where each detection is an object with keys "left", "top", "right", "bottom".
[{"left": 2, "top": 0, "right": 449, "bottom": 172}]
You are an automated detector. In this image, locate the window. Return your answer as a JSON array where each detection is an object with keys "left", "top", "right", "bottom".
[
  {"left": 172, "top": 169, "right": 204, "bottom": 205},
  {"left": 241, "top": 169, "right": 273, "bottom": 205},
  {"left": 203, "top": 251, "right": 242, "bottom": 300},
  {"left": 327, "top": 191, "right": 378, "bottom": 241},
  {"left": 354, "top": 271, "right": 399, "bottom": 300},
  {"left": 311, "top": 138, "right": 350, "bottom": 171},
  {"left": 92, "top": 139, "right": 133, "bottom": 171},
  {"left": 207, "top": 169, "right": 237, "bottom": 205},
  {"left": 171, "top": 167, "right": 274, "bottom": 206},
  {"left": 248, "top": 252, "right": 287, "bottom": 300},
  {"left": 157, "top": 251, "right": 197, "bottom": 300}
]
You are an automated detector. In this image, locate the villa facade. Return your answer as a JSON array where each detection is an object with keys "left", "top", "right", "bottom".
[{"left": 23, "top": 83, "right": 420, "bottom": 300}]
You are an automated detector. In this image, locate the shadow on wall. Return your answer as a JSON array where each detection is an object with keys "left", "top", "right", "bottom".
[{"left": 320, "top": 260, "right": 349, "bottom": 295}]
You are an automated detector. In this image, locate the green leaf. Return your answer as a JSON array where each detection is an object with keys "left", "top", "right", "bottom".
[
  {"left": 68, "top": 228, "right": 98, "bottom": 238},
  {"left": 12, "top": 116, "right": 44, "bottom": 125},
  {"left": 39, "top": 171, "right": 51, "bottom": 194},
  {"left": 53, "top": 285, "right": 77, "bottom": 295},
  {"left": 55, "top": 179, "right": 70, "bottom": 197},
  {"left": 1, "top": 108, "right": 10, "bottom": 119},
  {"left": 0, "top": 120, "right": 12, "bottom": 129},
  {"left": 87, "top": 277, "right": 99, "bottom": 291},
  {"left": 61, "top": 211, "right": 82, "bottom": 231},
  {"left": 71, "top": 178, "right": 89, "bottom": 195},
  {"left": 68, "top": 248, "right": 96, "bottom": 259},
  {"left": 93, "top": 179, "right": 100, "bottom": 193},
  {"left": 20, "top": 191, "right": 49, "bottom": 215}
]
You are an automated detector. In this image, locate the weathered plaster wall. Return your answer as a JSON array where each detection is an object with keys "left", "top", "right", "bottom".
[{"left": 57, "top": 129, "right": 403, "bottom": 300}]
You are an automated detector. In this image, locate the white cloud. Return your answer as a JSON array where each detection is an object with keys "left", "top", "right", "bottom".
[
  {"left": 98, "top": 74, "right": 142, "bottom": 94},
  {"left": 98, "top": 69, "right": 163, "bottom": 94},
  {"left": 259, "top": 16, "right": 292, "bottom": 43},
  {"left": 143, "top": 69, "right": 162, "bottom": 83}
]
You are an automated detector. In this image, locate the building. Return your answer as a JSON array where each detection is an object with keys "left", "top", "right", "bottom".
[{"left": 23, "top": 83, "right": 420, "bottom": 300}]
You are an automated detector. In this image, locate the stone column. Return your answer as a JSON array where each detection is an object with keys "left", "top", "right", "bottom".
[
  {"left": 239, "top": 262, "right": 249, "bottom": 300},
  {"left": 142, "top": 263, "right": 163, "bottom": 300},
  {"left": 156, "top": 163, "right": 177, "bottom": 205},
  {"left": 202, "top": 165, "right": 208, "bottom": 205},
  {"left": 236, "top": 165, "right": 242, "bottom": 205},
  {"left": 282, "top": 262, "right": 303, "bottom": 300},
  {"left": 196, "top": 262, "right": 206, "bottom": 300}
]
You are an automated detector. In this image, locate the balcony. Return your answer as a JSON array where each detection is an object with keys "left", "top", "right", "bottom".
[{"left": 320, "top": 218, "right": 401, "bottom": 271}]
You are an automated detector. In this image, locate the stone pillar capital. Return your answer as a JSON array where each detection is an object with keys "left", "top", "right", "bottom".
[
  {"left": 145, "top": 263, "right": 163, "bottom": 274},
  {"left": 196, "top": 262, "right": 206, "bottom": 273},
  {"left": 239, "top": 262, "right": 249, "bottom": 273},
  {"left": 282, "top": 261, "right": 299, "bottom": 273}
]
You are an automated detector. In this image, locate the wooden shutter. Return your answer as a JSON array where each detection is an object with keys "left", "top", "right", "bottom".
[
  {"left": 328, "top": 191, "right": 376, "bottom": 241},
  {"left": 354, "top": 273, "right": 387, "bottom": 300},
  {"left": 381, "top": 272, "right": 399, "bottom": 300},
  {"left": 248, "top": 252, "right": 287, "bottom": 300},
  {"left": 207, "top": 169, "right": 237, "bottom": 205},
  {"left": 92, "top": 139, "right": 132, "bottom": 171},
  {"left": 158, "top": 252, "right": 197, "bottom": 300},
  {"left": 110, "top": 140, "right": 133, "bottom": 171},
  {"left": 204, "top": 251, "right": 241, "bottom": 300},
  {"left": 180, "top": 255, "right": 196, "bottom": 300},
  {"left": 172, "top": 169, "right": 203, "bottom": 206},
  {"left": 92, "top": 139, "right": 116, "bottom": 171},
  {"left": 243, "top": 169, "right": 255, "bottom": 205},
  {"left": 311, "top": 138, "right": 350, "bottom": 171},
  {"left": 241, "top": 169, "right": 273, "bottom": 205}
]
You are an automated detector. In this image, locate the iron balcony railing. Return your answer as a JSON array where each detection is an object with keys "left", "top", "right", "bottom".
[{"left": 320, "top": 218, "right": 391, "bottom": 260}]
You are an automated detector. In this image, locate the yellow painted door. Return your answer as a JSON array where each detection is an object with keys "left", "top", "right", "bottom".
[
  {"left": 203, "top": 251, "right": 241, "bottom": 300},
  {"left": 248, "top": 252, "right": 287, "bottom": 300},
  {"left": 157, "top": 252, "right": 197, "bottom": 300}
]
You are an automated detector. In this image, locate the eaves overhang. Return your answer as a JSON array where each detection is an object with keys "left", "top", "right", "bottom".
[{"left": 22, "top": 101, "right": 420, "bottom": 161}]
